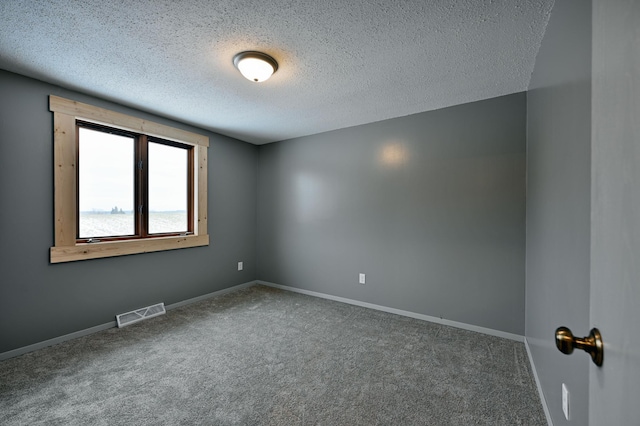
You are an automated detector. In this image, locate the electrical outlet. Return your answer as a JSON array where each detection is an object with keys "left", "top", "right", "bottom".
[
  {"left": 359, "top": 273, "right": 365, "bottom": 284},
  {"left": 562, "top": 383, "right": 569, "bottom": 420},
  {"left": 238, "top": 261, "right": 243, "bottom": 271}
]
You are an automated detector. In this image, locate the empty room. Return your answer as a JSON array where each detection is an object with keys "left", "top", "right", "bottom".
[{"left": 0, "top": 1, "right": 638, "bottom": 425}]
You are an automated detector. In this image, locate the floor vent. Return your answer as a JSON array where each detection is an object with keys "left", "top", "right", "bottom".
[{"left": 116, "top": 303, "right": 166, "bottom": 328}]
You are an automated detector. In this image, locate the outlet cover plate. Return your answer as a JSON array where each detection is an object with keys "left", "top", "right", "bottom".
[{"left": 562, "top": 383, "right": 569, "bottom": 420}]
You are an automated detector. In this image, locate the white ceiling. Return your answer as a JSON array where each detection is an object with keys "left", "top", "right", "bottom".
[{"left": 0, "top": 0, "right": 553, "bottom": 144}]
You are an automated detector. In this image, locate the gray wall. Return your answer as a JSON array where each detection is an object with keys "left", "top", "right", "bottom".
[
  {"left": 0, "top": 70, "right": 258, "bottom": 355},
  {"left": 257, "top": 93, "right": 526, "bottom": 335},
  {"left": 525, "top": 1, "right": 592, "bottom": 424}
]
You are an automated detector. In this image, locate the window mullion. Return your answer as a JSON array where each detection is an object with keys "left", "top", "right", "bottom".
[{"left": 136, "top": 135, "right": 149, "bottom": 238}]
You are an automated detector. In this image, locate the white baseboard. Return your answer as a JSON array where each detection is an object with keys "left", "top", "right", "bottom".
[
  {"left": 165, "top": 281, "right": 256, "bottom": 310},
  {"left": 525, "top": 337, "right": 553, "bottom": 426},
  {"left": 257, "top": 280, "right": 523, "bottom": 342},
  {"left": 0, "top": 281, "right": 257, "bottom": 362},
  {"left": 0, "top": 321, "right": 117, "bottom": 362},
  {"left": 1, "top": 280, "right": 525, "bottom": 362}
]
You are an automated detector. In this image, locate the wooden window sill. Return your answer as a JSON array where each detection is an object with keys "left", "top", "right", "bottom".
[{"left": 50, "top": 234, "right": 209, "bottom": 263}]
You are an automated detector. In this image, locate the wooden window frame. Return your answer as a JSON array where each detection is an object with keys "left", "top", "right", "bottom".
[
  {"left": 75, "top": 121, "right": 195, "bottom": 242},
  {"left": 50, "top": 95, "right": 209, "bottom": 263}
]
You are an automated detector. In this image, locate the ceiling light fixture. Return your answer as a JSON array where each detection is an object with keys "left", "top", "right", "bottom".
[{"left": 233, "top": 51, "right": 278, "bottom": 83}]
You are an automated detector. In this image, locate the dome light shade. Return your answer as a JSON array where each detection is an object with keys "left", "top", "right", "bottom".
[{"left": 233, "top": 51, "right": 278, "bottom": 83}]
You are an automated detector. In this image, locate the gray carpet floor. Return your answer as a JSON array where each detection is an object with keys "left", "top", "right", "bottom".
[{"left": 0, "top": 285, "right": 546, "bottom": 425}]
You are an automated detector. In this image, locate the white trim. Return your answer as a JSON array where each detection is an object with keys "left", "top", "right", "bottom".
[
  {"left": 257, "top": 281, "right": 523, "bottom": 342},
  {"left": 165, "top": 281, "right": 256, "bottom": 310},
  {"left": 525, "top": 337, "right": 553, "bottom": 426},
  {"left": 0, "top": 321, "right": 116, "bottom": 362},
  {"left": 0, "top": 281, "right": 257, "bottom": 362}
]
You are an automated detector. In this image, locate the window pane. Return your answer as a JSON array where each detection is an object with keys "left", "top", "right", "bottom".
[
  {"left": 78, "top": 127, "right": 135, "bottom": 238},
  {"left": 148, "top": 142, "right": 188, "bottom": 234}
]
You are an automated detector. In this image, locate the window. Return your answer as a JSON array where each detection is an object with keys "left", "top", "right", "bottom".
[
  {"left": 77, "top": 122, "right": 193, "bottom": 240},
  {"left": 50, "top": 95, "right": 209, "bottom": 263}
]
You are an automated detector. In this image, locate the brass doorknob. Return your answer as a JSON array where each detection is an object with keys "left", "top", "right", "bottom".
[{"left": 555, "top": 326, "right": 604, "bottom": 367}]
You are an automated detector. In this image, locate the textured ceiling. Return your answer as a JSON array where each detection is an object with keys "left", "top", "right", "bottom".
[{"left": 0, "top": 0, "right": 553, "bottom": 144}]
